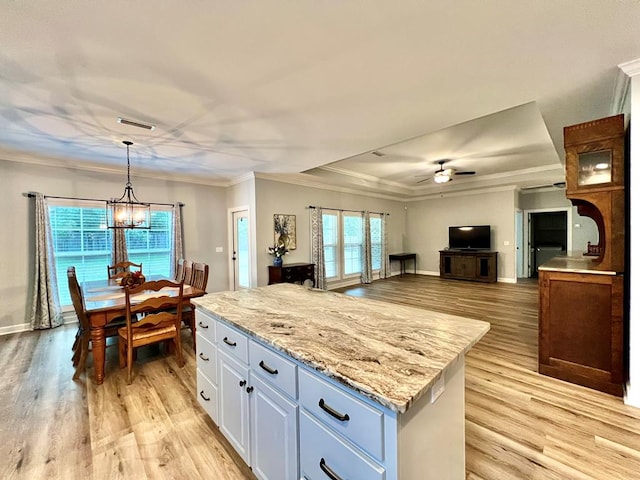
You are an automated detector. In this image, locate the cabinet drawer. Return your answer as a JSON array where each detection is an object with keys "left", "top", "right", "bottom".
[
  {"left": 195, "top": 309, "right": 216, "bottom": 344},
  {"left": 298, "top": 368, "right": 384, "bottom": 462},
  {"left": 196, "top": 333, "right": 217, "bottom": 383},
  {"left": 249, "top": 340, "right": 297, "bottom": 399},
  {"left": 197, "top": 369, "right": 219, "bottom": 424},
  {"left": 300, "top": 411, "right": 385, "bottom": 480},
  {"left": 216, "top": 321, "right": 249, "bottom": 364}
]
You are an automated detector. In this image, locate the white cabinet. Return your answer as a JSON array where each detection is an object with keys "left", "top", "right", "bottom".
[
  {"left": 196, "top": 307, "right": 467, "bottom": 480},
  {"left": 249, "top": 374, "right": 298, "bottom": 480},
  {"left": 218, "top": 349, "right": 251, "bottom": 463},
  {"left": 196, "top": 309, "right": 218, "bottom": 424},
  {"left": 198, "top": 309, "right": 299, "bottom": 480},
  {"left": 299, "top": 411, "right": 385, "bottom": 480}
]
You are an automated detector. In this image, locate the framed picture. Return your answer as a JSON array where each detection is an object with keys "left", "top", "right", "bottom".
[{"left": 274, "top": 214, "right": 296, "bottom": 250}]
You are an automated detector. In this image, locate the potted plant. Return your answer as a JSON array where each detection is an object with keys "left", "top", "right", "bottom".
[{"left": 267, "top": 244, "right": 288, "bottom": 267}]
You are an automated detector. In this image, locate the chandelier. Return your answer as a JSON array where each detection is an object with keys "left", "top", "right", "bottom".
[{"left": 107, "top": 140, "right": 150, "bottom": 229}]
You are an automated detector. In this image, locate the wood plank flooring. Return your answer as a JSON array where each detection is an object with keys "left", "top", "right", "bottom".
[{"left": 1, "top": 275, "right": 639, "bottom": 479}]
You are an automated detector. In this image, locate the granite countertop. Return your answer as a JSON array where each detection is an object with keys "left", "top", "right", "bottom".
[
  {"left": 538, "top": 254, "right": 617, "bottom": 275},
  {"left": 191, "top": 283, "right": 489, "bottom": 414}
]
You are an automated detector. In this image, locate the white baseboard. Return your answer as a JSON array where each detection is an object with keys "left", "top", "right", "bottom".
[
  {"left": 625, "top": 383, "right": 640, "bottom": 408},
  {"left": 0, "top": 312, "right": 78, "bottom": 337},
  {"left": 0, "top": 323, "right": 31, "bottom": 336}
]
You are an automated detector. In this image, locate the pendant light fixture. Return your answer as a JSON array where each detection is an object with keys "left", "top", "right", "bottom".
[{"left": 107, "top": 140, "right": 150, "bottom": 229}]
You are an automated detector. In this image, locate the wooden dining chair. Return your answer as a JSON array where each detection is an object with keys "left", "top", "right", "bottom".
[
  {"left": 182, "top": 262, "right": 209, "bottom": 343},
  {"left": 182, "top": 260, "right": 194, "bottom": 285},
  {"left": 68, "top": 266, "right": 125, "bottom": 380},
  {"left": 118, "top": 279, "right": 185, "bottom": 384},
  {"left": 174, "top": 258, "right": 186, "bottom": 282},
  {"left": 108, "top": 261, "right": 142, "bottom": 279}
]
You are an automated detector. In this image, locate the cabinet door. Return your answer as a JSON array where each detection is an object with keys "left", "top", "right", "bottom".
[
  {"left": 218, "top": 350, "right": 251, "bottom": 463},
  {"left": 249, "top": 374, "right": 298, "bottom": 480},
  {"left": 452, "top": 255, "right": 475, "bottom": 277}
]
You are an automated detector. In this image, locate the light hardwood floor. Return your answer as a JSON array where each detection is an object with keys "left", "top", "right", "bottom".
[{"left": 2, "top": 275, "right": 639, "bottom": 479}]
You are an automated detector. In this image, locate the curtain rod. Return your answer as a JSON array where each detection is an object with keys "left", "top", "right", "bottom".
[
  {"left": 25, "top": 193, "right": 184, "bottom": 208},
  {"left": 308, "top": 205, "right": 389, "bottom": 216}
]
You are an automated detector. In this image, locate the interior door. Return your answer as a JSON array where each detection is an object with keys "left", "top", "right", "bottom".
[{"left": 232, "top": 210, "right": 250, "bottom": 290}]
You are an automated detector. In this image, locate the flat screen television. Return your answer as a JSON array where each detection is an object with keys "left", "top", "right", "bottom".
[{"left": 449, "top": 225, "right": 491, "bottom": 250}]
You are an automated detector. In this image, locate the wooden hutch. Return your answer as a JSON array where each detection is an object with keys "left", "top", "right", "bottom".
[{"left": 538, "top": 114, "right": 627, "bottom": 396}]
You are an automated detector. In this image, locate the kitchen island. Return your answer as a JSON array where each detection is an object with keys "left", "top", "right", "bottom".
[{"left": 191, "top": 283, "right": 489, "bottom": 480}]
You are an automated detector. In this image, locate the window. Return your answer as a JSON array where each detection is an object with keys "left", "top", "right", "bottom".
[
  {"left": 343, "top": 213, "right": 363, "bottom": 276},
  {"left": 322, "top": 210, "right": 380, "bottom": 282},
  {"left": 322, "top": 211, "right": 339, "bottom": 279},
  {"left": 49, "top": 201, "right": 173, "bottom": 307},
  {"left": 125, "top": 208, "right": 172, "bottom": 278}
]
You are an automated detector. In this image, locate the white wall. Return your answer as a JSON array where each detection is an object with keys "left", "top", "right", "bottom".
[
  {"left": 406, "top": 188, "right": 517, "bottom": 281},
  {"left": 254, "top": 178, "right": 406, "bottom": 286},
  {"left": 0, "top": 159, "right": 228, "bottom": 332}
]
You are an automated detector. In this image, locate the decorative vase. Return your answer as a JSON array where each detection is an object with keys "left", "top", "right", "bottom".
[{"left": 273, "top": 256, "right": 283, "bottom": 267}]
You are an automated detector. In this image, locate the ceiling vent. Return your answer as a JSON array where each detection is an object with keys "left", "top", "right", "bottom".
[{"left": 117, "top": 117, "right": 156, "bottom": 131}]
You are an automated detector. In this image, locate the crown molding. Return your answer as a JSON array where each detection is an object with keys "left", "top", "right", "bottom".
[
  {"left": 619, "top": 58, "right": 640, "bottom": 77},
  {"left": 408, "top": 184, "right": 518, "bottom": 202},
  {"left": 0, "top": 148, "right": 231, "bottom": 188},
  {"left": 254, "top": 172, "right": 410, "bottom": 202}
]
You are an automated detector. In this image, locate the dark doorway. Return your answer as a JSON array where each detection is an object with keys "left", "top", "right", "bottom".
[{"left": 529, "top": 211, "right": 567, "bottom": 277}]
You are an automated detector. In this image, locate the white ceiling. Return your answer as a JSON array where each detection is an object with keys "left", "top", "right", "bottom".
[{"left": 1, "top": 1, "right": 639, "bottom": 199}]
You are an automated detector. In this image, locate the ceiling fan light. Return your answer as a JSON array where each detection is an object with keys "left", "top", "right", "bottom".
[{"left": 434, "top": 172, "right": 451, "bottom": 183}]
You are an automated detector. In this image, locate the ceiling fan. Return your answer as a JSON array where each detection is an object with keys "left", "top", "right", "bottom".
[{"left": 417, "top": 160, "right": 476, "bottom": 184}]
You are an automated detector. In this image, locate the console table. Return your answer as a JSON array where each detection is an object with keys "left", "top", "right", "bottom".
[
  {"left": 268, "top": 262, "right": 315, "bottom": 287},
  {"left": 439, "top": 250, "right": 497, "bottom": 283},
  {"left": 389, "top": 253, "right": 417, "bottom": 275}
]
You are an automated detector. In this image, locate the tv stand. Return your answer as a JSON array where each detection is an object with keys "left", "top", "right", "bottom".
[{"left": 440, "top": 250, "right": 497, "bottom": 283}]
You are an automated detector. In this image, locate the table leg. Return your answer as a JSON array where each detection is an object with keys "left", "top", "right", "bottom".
[{"left": 91, "top": 328, "right": 106, "bottom": 384}]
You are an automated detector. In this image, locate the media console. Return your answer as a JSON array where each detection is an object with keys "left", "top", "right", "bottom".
[{"left": 439, "top": 250, "right": 497, "bottom": 283}]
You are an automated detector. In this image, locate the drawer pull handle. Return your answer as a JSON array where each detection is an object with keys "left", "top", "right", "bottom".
[
  {"left": 246, "top": 386, "right": 254, "bottom": 394},
  {"left": 199, "top": 390, "right": 210, "bottom": 402},
  {"left": 198, "top": 321, "right": 208, "bottom": 329},
  {"left": 319, "top": 458, "right": 343, "bottom": 480},
  {"left": 259, "top": 360, "right": 278, "bottom": 375},
  {"left": 223, "top": 337, "right": 237, "bottom": 347},
  {"left": 239, "top": 380, "right": 247, "bottom": 387},
  {"left": 198, "top": 352, "right": 209, "bottom": 361},
  {"left": 318, "top": 399, "right": 350, "bottom": 422}
]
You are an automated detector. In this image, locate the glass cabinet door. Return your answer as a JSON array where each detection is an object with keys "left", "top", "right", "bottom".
[{"left": 577, "top": 150, "right": 612, "bottom": 186}]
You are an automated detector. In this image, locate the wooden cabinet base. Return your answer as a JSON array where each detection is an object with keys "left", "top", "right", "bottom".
[
  {"left": 268, "top": 263, "right": 315, "bottom": 286},
  {"left": 439, "top": 250, "right": 497, "bottom": 283},
  {"left": 538, "top": 270, "right": 625, "bottom": 396}
]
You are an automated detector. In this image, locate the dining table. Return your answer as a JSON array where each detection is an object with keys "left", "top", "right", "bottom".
[{"left": 82, "top": 275, "right": 205, "bottom": 384}]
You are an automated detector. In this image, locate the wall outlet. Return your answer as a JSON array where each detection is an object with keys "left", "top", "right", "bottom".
[
  {"left": 215, "top": 247, "right": 223, "bottom": 253},
  {"left": 503, "top": 240, "right": 510, "bottom": 246}
]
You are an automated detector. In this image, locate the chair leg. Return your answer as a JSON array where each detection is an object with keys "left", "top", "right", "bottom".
[
  {"left": 175, "top": 327, "right": 184, "bottom": 368},
  {"left": 126, "top": 342, "right": 133, "bottom": 385},
  {"left": 73, "top": 335, "right": 89, "bottom": 380},
  {"left": 118, "top": 338, "right": 126, "bottom": 369}
]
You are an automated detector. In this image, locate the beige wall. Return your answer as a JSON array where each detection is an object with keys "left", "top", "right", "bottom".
[
  {"left": 0, "top": 159, "right": 228, "bottom": 332},
  {"left": 254, "top": 178, "right": 407, "bottom": 286},
  {"left": 406, "top": 188, "right": 518, "bottom": 281}
]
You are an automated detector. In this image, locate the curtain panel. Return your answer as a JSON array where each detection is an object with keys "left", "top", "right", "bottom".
[
  {"left": 380, "top": 213, "right": 390, "bottom": 279},
  {"left": 310, "top": 208, "right": 326, "bottom": 290},
  {"left": 171, "top": 202, "right": 184, "bottom": 279},
  {"left": 111, "top": 228, "right": 129, "bottom": 266},
  {"left": 29, "top": 193, "right": 63, "bottom": 330},
  {"left": 361, "top": 211, "right": 372, "bottom": 284}
]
